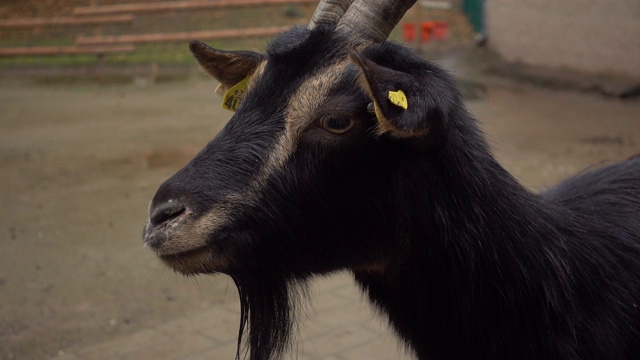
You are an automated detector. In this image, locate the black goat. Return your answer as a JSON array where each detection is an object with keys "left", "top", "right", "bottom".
[{"left": 142, "top": 0, "right": 640, "bottom": 359}]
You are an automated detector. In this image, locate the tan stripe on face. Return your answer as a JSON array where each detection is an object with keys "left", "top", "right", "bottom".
[
  {"left": 202, "top": 60, "right": 352, "bottom": 237},
  {"left": 260, "top": 60, "right": 350, "bottom": 178}
]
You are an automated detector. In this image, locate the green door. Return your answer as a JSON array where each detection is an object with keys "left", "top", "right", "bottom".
[{"left": 462, "top": 0, "right": 485, "bottom": 35}]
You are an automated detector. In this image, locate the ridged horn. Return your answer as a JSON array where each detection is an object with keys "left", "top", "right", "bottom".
[
  {"left": 336, "top": 0, "right": 417, "bottom": 42},
  {"left": 308, "top": 0, "right": 355, "bottom": 29}
]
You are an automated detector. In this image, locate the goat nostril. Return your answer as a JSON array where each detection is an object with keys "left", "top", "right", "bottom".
[{"left": 150, "top": 201, "right": 186, "bottom": 227}]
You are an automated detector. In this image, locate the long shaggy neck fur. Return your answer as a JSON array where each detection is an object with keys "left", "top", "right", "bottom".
[{"left": 353, "top": 107, "right": 640, "bottom": 359}]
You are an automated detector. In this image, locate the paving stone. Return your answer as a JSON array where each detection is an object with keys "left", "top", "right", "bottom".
[
  {"left": 50, "top": 351, "right": 81, "bottom": 360},
  {"left": 339, "top": 336, "right": 415, "bottom": 360},
  {"left": 119, "top": 333, "right": 215, "bottom": 360},
  {"left": 184, "top": 342, "right": 240, "bottom": 360},
  {"left": 296, "top": 325, "right": 378, "bottom": 357},
  {"left": 193, "top": 308, "right": 242, "bottom": 345},
  {"left": 72, "top": 331, "right": 162, "bottom": 359}
]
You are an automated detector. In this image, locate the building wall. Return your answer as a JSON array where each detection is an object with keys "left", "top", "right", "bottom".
[{"left": 486, "top": 0, "right": 640, "bottom": 79}]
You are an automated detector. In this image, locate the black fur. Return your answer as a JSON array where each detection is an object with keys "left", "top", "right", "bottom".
[{"left": 146, "top": 25, "right": 640, "bottom": 360}]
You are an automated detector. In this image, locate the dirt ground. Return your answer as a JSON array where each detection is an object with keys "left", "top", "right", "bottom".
[{"left": 0, "top": 74, "right": 639, "bottom": 360}]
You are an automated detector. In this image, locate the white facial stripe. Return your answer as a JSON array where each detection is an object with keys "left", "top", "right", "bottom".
[
  {"left": 260, "top": 60, "right": 350, "bottom": 178},
  {"left": 196, "top": 61, "right": 350, "bottom": 240}
]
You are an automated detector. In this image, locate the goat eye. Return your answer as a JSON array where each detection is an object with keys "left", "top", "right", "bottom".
[{"left": 321, "top": 117, "right": 354, "bottom": 134}]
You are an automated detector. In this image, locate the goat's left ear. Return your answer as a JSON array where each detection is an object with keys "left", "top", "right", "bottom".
[
  {"left": 349, "top": 50, "right": 453, "bottom": 138},
  {"left": 189, "top": 40, "right": 265, "bottom": 93}
]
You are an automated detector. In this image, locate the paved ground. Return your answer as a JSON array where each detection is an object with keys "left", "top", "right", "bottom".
[{"left": 1, "top": 71, "right": 639, "bottom": 360}]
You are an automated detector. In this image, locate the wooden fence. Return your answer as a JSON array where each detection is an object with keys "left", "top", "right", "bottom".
[
  {"left": 0, "top": 15, "right": 133, "bottom": 29},
  {"left": 0, "top": 45, "right": 135, "bottom": 57},
  {"left": 76, "top": 27, "right": 290, "bottom": 46},
  {"left": 74, "top": 0, "right": 315, "bottom": 16},
  {"left": 0, "top": 0, "right": 311, "bottom": 58}
]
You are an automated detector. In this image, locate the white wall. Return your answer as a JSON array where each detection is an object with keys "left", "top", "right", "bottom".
[{"left": 487, "top": 0, "right": 640, "bottom": 79}]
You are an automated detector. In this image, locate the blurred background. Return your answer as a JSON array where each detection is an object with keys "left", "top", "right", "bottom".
[{"left": 1, "top": 1, "right": 638, "bottom": 359}]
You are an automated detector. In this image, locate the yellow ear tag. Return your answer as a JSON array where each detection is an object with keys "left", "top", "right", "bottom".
[
  {"left": 222, "top": 75, "right": 251, "bottom": 112},
  {"left": 388, "top": 90, "right": 408, "bottom": 110}
]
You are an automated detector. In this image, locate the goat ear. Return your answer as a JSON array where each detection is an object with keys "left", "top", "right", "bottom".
[
  {"left": 189, "top": 40, "right": 264, "bottom": 91},
  {"left": 349, "top": 50, "right": 433, "bottom": 138}
]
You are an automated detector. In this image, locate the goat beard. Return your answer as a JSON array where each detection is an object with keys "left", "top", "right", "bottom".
[{"left": 229, "top": 262, "right": 309, "bottom": 360}]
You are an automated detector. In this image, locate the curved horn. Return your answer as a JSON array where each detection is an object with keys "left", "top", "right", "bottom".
[
  {"left": 308, "top": 0, "right": 355, "bottom": 29},
  {"left": 336, "top": 0, "right": 417, "bottom": 42}
]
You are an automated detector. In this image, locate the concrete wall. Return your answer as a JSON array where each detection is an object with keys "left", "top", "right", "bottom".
[{"left": 486, "top": 0, "right": 640, "bottom": 79}]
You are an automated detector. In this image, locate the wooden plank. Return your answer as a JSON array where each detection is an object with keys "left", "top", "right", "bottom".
[
  {"left": 420, "top": 1, "right": 453, "bottom": 10},
  {"left": 76, "top": 26, "right": 290, "bottom": 46},
  {"left": 0, "top": 15, "right": 134, "bottom": 28},
  {"left": 74, "top": 0, "right": 316, "bottom": 16},
  {"left": 0, "top": 45, "right": 135, "bottom": 57}
]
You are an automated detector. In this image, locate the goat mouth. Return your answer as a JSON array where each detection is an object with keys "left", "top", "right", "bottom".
[{"left": 158, "top": 245, "right": 228, "bottom": 275}]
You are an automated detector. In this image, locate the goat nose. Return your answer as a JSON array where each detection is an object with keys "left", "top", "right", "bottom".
[{"left": 149, "top": 200, "right": 186, "bottom": 228}]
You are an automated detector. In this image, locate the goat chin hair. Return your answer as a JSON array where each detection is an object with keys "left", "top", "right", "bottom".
[{"left": 230, "top": 263, "right": 311, "bottom": 360}]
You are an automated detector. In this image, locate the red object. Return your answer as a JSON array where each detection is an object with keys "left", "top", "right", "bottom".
[
  {"left": 419, "top": 21, "right": 450, "bottom": 42},
  {"left": 405, "top": 21, "right": 449, "bottom": 43},
  {"left": 402, "top": 23, "right": 416, "bottom": 42},
  {"left": 420, "top": 22, "right": 432, "bottom": 42},
  {"left": 432, "top": 21, "right": 450, "bottom": 40}
]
